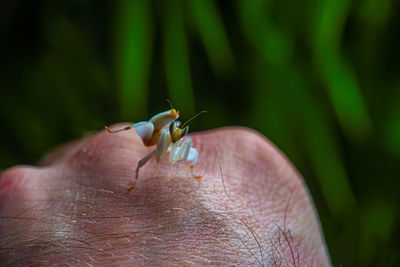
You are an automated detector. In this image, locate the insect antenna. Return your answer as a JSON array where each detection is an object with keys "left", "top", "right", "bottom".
[
  {"left": 181, "top": 111, "right": 207, "bottom": 129},
  {"left": 165, "top": 99, "right": 174, "bottom": 109}
]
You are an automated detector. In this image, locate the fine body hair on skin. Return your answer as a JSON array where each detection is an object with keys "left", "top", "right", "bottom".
[
  {"left": 0, "top": 127, "right": 330, "bottom": 266},
  {"left": 0, "top": 171, "right": 323, "bottom": 266}
]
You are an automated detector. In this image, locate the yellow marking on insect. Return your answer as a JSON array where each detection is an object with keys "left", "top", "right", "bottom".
[
  {"left": 190, "top": 165, "right": 202, "bottom": 179},
  {"left": 170, "top": 128, "right": 182, "bottom": 143},
  {"left": 148, "top": 130, "right": 162, "bottom": 146},
  {"left": 170, "top": 109, "right": 179, "bottom": 118}
]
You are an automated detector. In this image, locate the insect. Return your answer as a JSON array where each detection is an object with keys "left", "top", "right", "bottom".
[{"left": 105, "top": 108, "right": 204, "bottom": 191}]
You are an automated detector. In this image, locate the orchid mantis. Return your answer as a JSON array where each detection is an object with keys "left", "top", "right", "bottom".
[{"left": 105, "top": 108, "right": 203, "bottom": 190}]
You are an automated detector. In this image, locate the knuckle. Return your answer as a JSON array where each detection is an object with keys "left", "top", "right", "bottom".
[
  {"left": 1, "top": 166, "right": 34, "bottom": 188},
  {"left": 196, "top": 127, "right": 305, "bottom": 209},
  {"left": 0, "top": 166, "right": 39, "bottom": 213},
  {"left": 203, "top": 127, "right": 293, "bottom": 177}
]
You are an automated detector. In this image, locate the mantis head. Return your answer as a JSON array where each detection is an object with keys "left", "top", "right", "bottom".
[
  {"left": 168, "top": 110, "right": 207, "bottom": 143},
  {"left": 169, "top": 121, "right": 188, "bottom": 143}
]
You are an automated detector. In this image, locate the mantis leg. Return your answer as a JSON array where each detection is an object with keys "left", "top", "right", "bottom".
[
  {"left": 188, "top": 147, "right": 200, "bottom": 179},
  {"left": 178, "top": 138, "right": 192, "bottom": 163},
  {"left": 105, "top": 121, "right": 154, "bottom": 141},
  {"left": 128, "top": 149, "right": 156, "bottom": 191},
  {"left": 105, "top": 125, "right": 132, "bottom": 133},
  {"left": 168, "top": 138, "right": 201, "bottom": 179},
  {"left": 156, "top": 128, "right": 171, "bottom": 163},
  {"left": 169, "top": 139, "right": 187, "bottom": 164},
  {"left": 187, "top": 147, "right": 198, "bottom": 165},
  {"left": 169, "top": 138, "right": 194, "bottom": 164}
]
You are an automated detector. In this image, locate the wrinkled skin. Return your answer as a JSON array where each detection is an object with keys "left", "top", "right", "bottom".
[{"left": 0, "top": 126, "right": 330, "bottom": 266}]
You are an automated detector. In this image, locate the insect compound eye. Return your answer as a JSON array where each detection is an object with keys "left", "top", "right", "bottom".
[{"left": 169, "top": 121, "right": 176, "bottom": 135}]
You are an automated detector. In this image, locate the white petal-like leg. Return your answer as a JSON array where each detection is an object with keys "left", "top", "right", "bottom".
[
  {"left": 174, "top": 138, "right": 191, "bottom": 172},
  {"left": 132, "top": 122, "right": 154, "bottom": 145},
  {"left": 156, "top": 128, "right": 171, "bottom": 163},
  {"left": 187, "top": 147, "right": 198, "bottom": 165},
  {"left": 169, "top": 139, "right": 183, "bottom": 163},
  {"left": 168, "top": 138, "right": 200, "bottom": 178},
  {"left": 169, "top": 138, "right": 190, "bottom": 164},
  {"left": 179, "top": 138, "right": 192, "bottom": 162},
  {"left": 188, "top": 147, "right": 200, "bottom": 179}
]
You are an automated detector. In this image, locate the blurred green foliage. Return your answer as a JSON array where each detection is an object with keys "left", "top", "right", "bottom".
[{"left": 1, "top": 0, "right": 399, "bottom": 265}]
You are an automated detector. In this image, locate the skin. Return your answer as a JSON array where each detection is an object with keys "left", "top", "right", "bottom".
[{"left": 0, "top": 126, "right": 331, "bottom": 266}]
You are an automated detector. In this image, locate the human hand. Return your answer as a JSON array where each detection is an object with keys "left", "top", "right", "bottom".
[{"left": 0, "top": 126, "right": 330, "bottom": 266}]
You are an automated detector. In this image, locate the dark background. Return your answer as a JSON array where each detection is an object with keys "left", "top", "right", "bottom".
[{"left": 1, "top": 0, "right": 399, "bottom": 266}]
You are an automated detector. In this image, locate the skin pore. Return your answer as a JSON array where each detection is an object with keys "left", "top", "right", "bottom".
[{"left": 0, "top": 126, "right": 331, "bottom": 266}]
